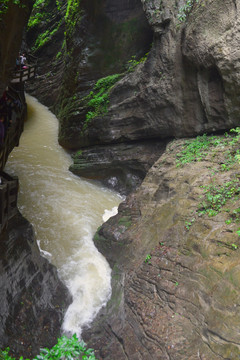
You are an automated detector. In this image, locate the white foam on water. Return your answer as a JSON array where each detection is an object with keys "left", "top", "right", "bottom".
[
  {"left": 6, "top": 94, "right": 122, "bottom": 336},
  {"left": 61, "top": 230, "right": 112, "bottom": 336},
  {"left": 102, "top": 206, "right": 118, "bottom": 222}
]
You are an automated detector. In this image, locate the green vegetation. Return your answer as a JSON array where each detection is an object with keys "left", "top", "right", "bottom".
[
  {"left": 231, "top": 243, "right": 238, "bottom": 250},
  {"left": 27, "top": 0, "right": 64, "bottom": 51},
  {"left": 144, "top": 254, "right": 152, "bottom": 264},
  {"left": 126, "top": 53, "right": 149, "bottom": 73},
  {"left": 225, "top": 207, "right": 240, "bottom": 226},
  {"left": 198, "top": 179, "right": 240, "bottom": 217},
  {"left": 0, "top": 0, "right": 26, "bottom": 16},
  {"left": 56, "top": 51, "right": 62, "bottom": 60},
  {"left": 82, "top": 52, "right": 149, "bottom": 130},
  {"left": 176, "top": 129, "right": 240, "bottom": 168},
  {"left": 27, "top": 0, "right": 51, "bottom": 30},
  {"left": 34, "top": 24, "right": 61, "bottom": 51},
  {"left": 118, "top": 216, "right": 132, "bottom": 229},
  {"left": 65, "top": 0, "right": 81, "bottom": 37},
  {"left": 177, "top": 0, "right": 199, "bottom": 23},
  {"left": 0, "top": 335, "right": 97, "bottom": 360},
  {"left": 83, "top": 73, "right": 123, "bottom": 129},
  {"left": 185, "top": 218, "right": 195, "bottom": 230},
  {"left": 28, "top": 0, "right": 81, "bottom": 51},
  {"left": 177, "top": 128, "right": 240, "bottom": 242},
  {"left": 176, "top": 133, "right": 224, "bottom": 167}
]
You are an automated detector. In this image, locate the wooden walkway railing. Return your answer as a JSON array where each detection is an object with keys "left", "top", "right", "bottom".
[
  {"left": 11, "top": 64, "right": 37, "bottom": 84},
  {"left": 0, "top": 171, "right": 19, "bottom": 232}
]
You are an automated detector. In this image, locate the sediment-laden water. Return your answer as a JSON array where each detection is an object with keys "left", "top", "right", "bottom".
[{"left": 6, "top": 94, "right": 121, "bottom": 336}]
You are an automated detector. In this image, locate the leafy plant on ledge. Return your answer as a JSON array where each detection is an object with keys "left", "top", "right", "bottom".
[
  {"left": 83, "top": 73, "right": 123, "bottom": 130},
  {"left": 0, "top": 334, "right": 98, "bottom": 360},
  {"left": 126, "top": 52, "right": 149, "bottom": 73},
  {"left": 177, "top": 0, "right": 199, "bottom": 23}
]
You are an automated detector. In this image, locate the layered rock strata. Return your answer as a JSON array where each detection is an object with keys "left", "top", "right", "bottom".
[
  {"left": 0, "top": 2, "right": 72, "bottom": 356},
  {"left": 84, "top": 137, "right": 240, "bottom": 359},
  {"left": 73, "top": 0, "right": 240, "bottom": 149},
  {"left": 70, "top": 140, "right": 168, "bottom": 194},
  {"left": 29, "top": 0, "right": 240, "bottom": 194}
]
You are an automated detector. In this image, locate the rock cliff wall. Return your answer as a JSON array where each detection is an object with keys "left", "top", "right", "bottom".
[
  {"left": 26, "top": 0, "right": 155, "bottom": 194},
  {"left": 23, "top": 1, "right": 240, "bottom": 358},
  {"left": 0, "top": 2, "right": 72, "bottom": 356},
  {"left": 0, "top": 213, "right": 71, "bottom": 358},
  {"left": 84, "top": 133, "right": 240, "bottom": 359},
  {"left": 26, "top": 0, "right": 240, "bottom": 194},
  {"left": 74, "top": 0, "right": 240, "bottom": 148},
  {"left": 0, "top": 0, "right": 34, "bottom": 96}
]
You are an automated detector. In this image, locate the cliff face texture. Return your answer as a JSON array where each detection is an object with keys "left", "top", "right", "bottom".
[
  {"left": 26, "top": 0, "right": 153, "bottom": 113},
  {"left": 72, "top": 0, "right": 239, "bottom": 147},
  {"left": 42, "top": 0, "right": 240, "bottom": 194},
  {"left": 84, "top": 134, "right": 240, "bottom": 359},
  {"left": 0, "top": 0, "right": 34, "bottom": 95},
  {"left": 24, "top": 0, "right": 240, "bottom": 358},
  {"left": 26, "top": 0, "right": 156, "bottom": 194},
  {"left": 0, "top": 213, "right": 71, "bottom": 357},
  {"left": 0, "top": 2, "right": 71, "bottom": 357}
]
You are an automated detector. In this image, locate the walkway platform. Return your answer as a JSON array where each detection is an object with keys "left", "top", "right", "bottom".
[{"left": 11, "top": 64, "right": 37, "bottom": 83}]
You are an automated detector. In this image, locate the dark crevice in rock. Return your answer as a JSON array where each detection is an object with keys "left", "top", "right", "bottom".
[{"left": 197, "top": 66, "right": 228, "bottom": 129}]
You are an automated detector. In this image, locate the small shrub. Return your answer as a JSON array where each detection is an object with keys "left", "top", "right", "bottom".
[
  {"left": 177, "top": 0, "right": 199, "bottom": 23},
  {"left": 125, "top": 53, "right": 149, "bottom": 73},
  {"left": 176, "top": 134, "right": 215, "bottom": 166},
  {"left": 198, "top": 180, "right": 240, "bottom": 217},
  {"left": 0, "top": 334, "right": 98, "bottom": 360},
  {"left": 83, "top": 74, "right": 123, "bottom": 129},
  {"left": 145, "top": 254, "right": 152, "bottom": 264},
  {"left": 185, "top": 218, "right": 195, "bottom": 230}
]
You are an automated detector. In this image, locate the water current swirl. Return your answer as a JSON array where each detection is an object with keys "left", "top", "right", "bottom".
[{"left": 5, "top": 94, "right": 122, "bottom": 336}]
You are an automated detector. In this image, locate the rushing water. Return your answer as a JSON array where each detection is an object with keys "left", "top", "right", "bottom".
[{"left": 5, "top": 95, "right": 122, "bottom": 336}]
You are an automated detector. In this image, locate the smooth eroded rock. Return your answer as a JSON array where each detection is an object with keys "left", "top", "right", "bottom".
[{"left": 0, "top": 212, "right": 72, "bottom": 358}]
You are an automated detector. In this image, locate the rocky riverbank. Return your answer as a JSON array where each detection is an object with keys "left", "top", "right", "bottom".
[
  {"left": 83, "top": 133, "right": 240, "bottom": 359},
  {"left": 0, "top": 2, "right": 72, "bottom": 357},
  {"left": 0, "top": 212, "right": 72, "bottom": 358},
  {"left": 2, "top": 0, "right": 240, "bottom": 358}
]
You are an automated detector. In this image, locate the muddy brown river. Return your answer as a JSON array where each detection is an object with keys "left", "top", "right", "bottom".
[{"left": 6, "top": 94, "right": 122, "bottom": 336}]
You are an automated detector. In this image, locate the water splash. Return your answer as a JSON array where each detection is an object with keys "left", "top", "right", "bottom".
[{"left": 6, "top": 95, "right": 122, "bottom": 336}]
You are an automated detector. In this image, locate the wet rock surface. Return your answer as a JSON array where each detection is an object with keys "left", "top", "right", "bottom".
[
  {"left": 70, "top": 140, "right": 168, "bottom": 195},
  {"left": 68, "top": 0, "right": 240, "bottom": 148},
  {"left": 14, "top": 0, "right": 240, "bottom": 357},
  {"left": 26, "top": 0, "right": 152, "bottom": 117},
  {"left": 0, "top": 0, "right": 34, "bottom": 95},
  {"left": 0, "top": 212, "right": 71, "bottom": 358},
  {"left": 84, "top": 137, "right": 240, "bottom": 359}
]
